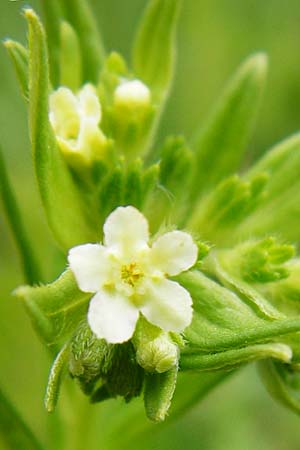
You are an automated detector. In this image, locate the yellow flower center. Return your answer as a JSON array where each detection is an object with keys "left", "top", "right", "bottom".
[{"left": 121, "top": 262, "right": 143, "bottom": 287}]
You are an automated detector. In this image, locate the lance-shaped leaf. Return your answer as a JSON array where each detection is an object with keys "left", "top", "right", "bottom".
[
  {"left": 58, "top": 0, "right": 106, "bottom": 83},
  {"left": 190, "top": 53, "right": 267, "bottom": 201},
  {"left": 59, "top": 21, "right": 82, "bottom": 91},
  {"left": 25, "top": 9, "right": 98, "bottom": 250},
  {"left": 178, "top": 270, "right": 300, "bottom": 351},
  {"left": 258, "top": 359, "right": 300, "bottom": 415},
  {"left": 181, "top": 343, "right": 292, "bottom": 371},
  {"left": 0, "top": 387, "right": 44, "bottom": 450},
  {"left": 4, "top": 40, "right": 29, "bottom": 99},
  {"left": 0, "top": 149, "right": 41, "bottom": 284},
  {"left": 14, "top": 270, "right": 90, "bottom": 346},
  {"left": 144, "top": 366, "right": 178, "bottom": 422},
  {"left": 133, "top": 0, "right": 180, "bottom": 104},
  {"left": 236, "top": 134, "right": 300, "bottom": 241},
  {"left": 39, "top": 0, "right": 62, "bottom": 86}
]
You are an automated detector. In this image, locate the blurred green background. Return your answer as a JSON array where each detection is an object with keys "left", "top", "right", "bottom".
[{"left": 1, "top": 0, "right": 300, "bottom": 449}]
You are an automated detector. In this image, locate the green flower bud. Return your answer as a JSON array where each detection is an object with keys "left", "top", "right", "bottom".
[{"left": 136, "top": 335, "right": 179, "bottom": 373}]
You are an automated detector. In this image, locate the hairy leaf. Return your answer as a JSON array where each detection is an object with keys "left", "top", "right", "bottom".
[
  {"left": 190, "top": 53, "right": 267, "bottom": 201},
  {"left": 15, "top": 270, "right": 90, "bottom": 346},
  {"left": 26, "top": 9, "right": 98, "bottom": 250}
]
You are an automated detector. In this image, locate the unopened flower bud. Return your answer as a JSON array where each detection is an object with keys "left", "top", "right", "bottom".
[
  {"left": 136, "top": 334, "right": 179, "bottom": 373},
  {"left": 114, "top": 79, "right": 151, "bottom": 111}
]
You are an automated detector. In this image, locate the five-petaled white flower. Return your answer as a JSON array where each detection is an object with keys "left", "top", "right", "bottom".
[{"left": 68, "top": 206, "right": 198, "bottom": 343}]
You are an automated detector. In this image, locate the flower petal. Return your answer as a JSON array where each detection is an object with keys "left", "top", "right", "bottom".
[
  {"left": 78, "top": 84, "right": 101, "bottom": 123},
  {"left": 49, "top": 87, "right": 80, "bottom": 139},
  {"left": 150, "top": 231, "right": 198, "bottom": 276},
  {"left": 141, "top": 279, "right": 193, "bottom": 333},
  {"left": 104, "top": 206, "right": 149, "bottom": 260},
  {"left": 87, "top": 290, "right": 139, "bottom": 343},
  {"left": 68, "top": 244, "right": 110, "bottom": 292}
]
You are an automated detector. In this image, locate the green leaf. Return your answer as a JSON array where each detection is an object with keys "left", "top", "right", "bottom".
[
  {"left": 45, "top": 343, "right": 70, "bottom": 412},
  {"left": 133, "top": 0, "right": 181, "bottom": 103},
  {"left": 259, "top": 359, "right": 300, "bottom": 415},
  {"left": 25, "top": 9, "right": 98, "bottom": 250},
  {"left": 59, "top": 21, "right": 82, "bottom": 91},
  {"left": 236, "top": 134, "right": 300, "bottom": 241},
  {"left": 144, "top": 366, "right": 178, "bottom": 422},
  {"left": 39, "top": 0, "right": 62, "bottom": 85},
  {"left": 0, "top": 387, "right": 44, "bottom": 450},
  {"left": 179, "top": 270, "right": 300, "bottom": 351},
  {"left": 190, "top": 53, "right": 267, "bottom": 201},
  {"left": 58, "top": 0, "right": 106, "bottom": 83},
  {"left": 181, "top": 343, "right": 292, "bottom": 371},
  {"left": 4, "top": 40, "right": 29, "bottom": 99},
  {"left": 0, "top": 149, "right": 41, "bottom": 284},
  {"left": 14, "top": 269, "right": 90, "bottom": 346}
]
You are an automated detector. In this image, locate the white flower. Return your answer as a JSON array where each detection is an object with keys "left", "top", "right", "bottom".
[
  {"left": 114, "top": 79, "right": 151, "bottom": 109},
  {"left": 68, "top": 206, "right": 197, "bottom": 344},
  {"left": 49, "top": 84, "right": 107, "bottom": 164}
]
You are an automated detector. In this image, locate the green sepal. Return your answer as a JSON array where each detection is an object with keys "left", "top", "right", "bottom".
[
  {"left": 58, "top": 0, "right": 106, "bottom": 83},
  {"left": 99, "top": 165, "right": 124, "bottom": 224},
  {"left": 25, "top": 9, "right": 99, "bottom": 249},
  {"left": 206, "top": 252, "right": 285, "bottom": 320},
  {"left": 181, "top": 343, "right": 292, "bottom": 371},
  {"left": 14, "top": 269, "right": 90, "bottom": 346},
  {"left": 133, "top": 0, "right": 181, "bottom": 104},
  {"left": 237, "top": 134, "right": 300, "bottom": 241},
  {"left": 258, "top": 359, "right": 300, "bottom": 415},
  {"left": 187, "top": 173, "right": 268, "bottom": 244},
  {"left": 45, "top": 343, "right": 70, "bottom": 412},
  {"left": 90, "top": 342, "right": 144, "bottom": 403},
  {"left": 190, "top": 53, "right": 267, "bottom": 201},
  {"left": 256, "top": 259, "right": 300, "bottom": 317},
  {"left": 0, "top": 387, "right": 44, "bottom": 450},
  {"left": 144, "top": 365, "right": 178, "bottom": 422},
  {"left": 4, "top": 40, "right": 29, "bottom": 100},
  {"left": 218, "top": 238, "right": 295, "bottom": 284},
  {"left": 59, "top": 21, "right": 82, "bottom": 91},
  {"left": 158, "top": 136, "right": 194, "bottom": 223}
]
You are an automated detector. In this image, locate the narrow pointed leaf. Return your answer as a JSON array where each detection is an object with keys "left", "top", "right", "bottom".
[
  {"left": 179, "top": 271, "right": 300, "bottom": 351},
  {"left": 144, "top": 366, "right": 178, "bottom": 422},
  {"left": 15, "top": 270, "right": 90, "bottom": 346},
  {"left": 133, "top": 0, "right": 180, "bottom": 103},
  {"left": 25, "top": 9, "right": 98, "bottom": 249},
  {"left": 0, "top": 387, "right": 44, "bottom": 450},
  {"left": 58, "top": 0, "right": 106, "bottom": 83},
  {"left": 4, "top": 40, "right": 29, "bottom": 99},
  {"left": 59, "top": 21, "right": 82, "bottom": 91},
  {"left": 39, "top": 0, "right": 62, "bottom": 85},
  {"left": 45, "top": 343, "right": 70, "bottom": 412},
  {"left": 181, "top": 343, "right": 292, "bottom": 371},
  {"left": 0, "top": 149, "right": 41, "bottom": 284},
  {"left": 190, "top": 53, "right": 267, "bottom": 200}
]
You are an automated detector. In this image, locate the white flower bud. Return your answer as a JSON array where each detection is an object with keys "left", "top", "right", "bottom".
[{"left": 114, "top": 79, "right": 151, "bottom": 110}]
